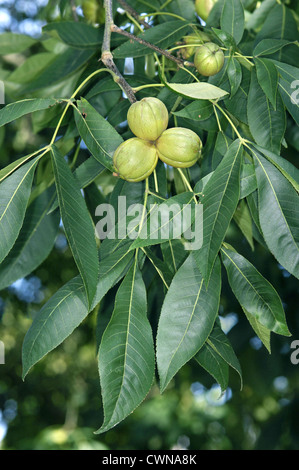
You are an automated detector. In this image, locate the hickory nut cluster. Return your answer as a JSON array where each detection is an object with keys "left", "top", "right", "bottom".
[{"left": 113, "top": 98, "right": 202, "bottom": 183}]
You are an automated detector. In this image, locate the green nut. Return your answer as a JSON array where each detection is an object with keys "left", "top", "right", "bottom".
[
  {"left": 156, "top": 128, "right": 202, "bottom": 168},
  {"left": 113, "top": 138, "right": 158, "bottom": 182},
  {"left": 195, "top": 0, "right": 217, "bottom": 22},
  {"left": 181, "top": 32, "right": 210, "bottom": 59},
  {"left": 82, "top": 0, "right": 105, "bottom": 24},
  {"left": 194, "top": 42, "right": 224, "bottom": 76},
  {"left": 127, "top": 97, "right": 169, "bottom": 142}
]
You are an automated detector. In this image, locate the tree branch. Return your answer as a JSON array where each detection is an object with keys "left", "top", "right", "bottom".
[
  {"left": 117, "top": 0, "right": 151, "bottom": 29},
  {"left": 101, "top": 0, "right": 137, "bottom": 103},
  {"left": 111, "top": 25, "right": 194, "bottom": 68}
]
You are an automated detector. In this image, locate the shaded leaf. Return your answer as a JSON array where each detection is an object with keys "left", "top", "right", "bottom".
[
  {"left": 157, "top": 254, "right": 221, "bottom": 392},
  {"left": 51, "top": 145, "right": 99, "bottom": 307},
  {"left": 97, "top": 259, "right": 155, "bottom": 433},
  {"left": 221, "top": 245, "right": 290, "bottom": 336},
  {"left": 0, "top": 99, "right": 58, "bottom": 128},
  {"left": 0, "top": 156, "right": 40, "bottom": 264},
  {"left": 0, "top": 189, "right": 60, "bottom": 290},
  {"left": 22, "top": 244, "right": 134, "bottom": 379},
  {"left": 192, "top": 140, "right": 243, "bottom": 283},
  {"left": 252, "top": 149, "right": 299, "bottom": 280},
  {"left": 220, "top": 0, "right": 245, "bottom": 45},
  {"left": 74, "top": 98, "right": 121, "bottom": 171}
]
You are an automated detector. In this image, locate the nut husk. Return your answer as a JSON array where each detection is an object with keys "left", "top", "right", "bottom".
[
  {"left": 195, "top": 0, "right": 217, "bottom": 21},
  {"left": 113, "top": 138, "right": 158, "bottom": 182},
  {"left": 127, "top": 97, "right": 169, "bottom": 142},
  {"left": 156, "top": 128, "right": 202, "bottom": 168},
  {"left": 194, "top": 42, "right": 224, "bottom": 76}
]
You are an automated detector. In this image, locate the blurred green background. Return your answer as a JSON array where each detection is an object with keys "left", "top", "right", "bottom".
[{"left": 0, "top": 0, "right": 299, "bottom": 450}]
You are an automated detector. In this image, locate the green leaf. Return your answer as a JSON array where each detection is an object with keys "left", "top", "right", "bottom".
[
  {"left": 243, "top": 308, "right": 271, "bottom": 353},
  {"left": 252, "top": 144, "right": 299, "bottom": 193},
  {"left": 233, "top": 200, "right": 254, "bottom": 250},
  {"left": 192, "top": 140, "right": 243, "bottom": 284},
  {"left": 221, "top": 245, "right": 290, "bottom": 336},
  {"left": 0, "top": 99, "right": 58, "bottom": 128},
  {"left": 7, "top": 53, "right": 56, "bottom": 84},
  {"left": 0, "top": 156, "right": 40, "bottom": 264},
  {"left": 21, "top": 48, "right": 95, "bottom": 93},
  {"left": 255, "top": 4, "right": 299, "bottom": 66},
  {"left": 195, "top": 339, "right": 229, "bottom": 393},
  {"left": 130, "top": 192, "right": 197, "bottom": 250},
  {"left": 22, "top": 244, "right": 134, "bottom": 379},
  {"left": 0, "top": 32, "right": 36, "bottom": 54},
  {"left": 48, "top": 156, "right": 105, "bottom": 214},
  {"left": 160, "top": 239, "right": 188, "bottom": 274},
  {"left": 157, "top": 254, "right": 221, "bottom": 392},
  {"left": 220, "top": 0, "right": 245, "bottom": 45},
  {"left": 253, "top": 39, "right": 293, "bottom": 58},
  {"left": 254, "top": 57, "right": 278, "bottom": 109},
  {"left": 195, "top": 321, "right": 242, "bottom": 391},
  {"left": 113, "top": 20, "right": 191, "bottom": 58},
  {"left": 271, "top": 60, "right": 299, "bottom": 126},
  {"left": 211, "top": 132, "right": 233, "bottom": 170},
  {"left": 50, "top": 145, "right": 99, "bottom": 307},
  {"left": 246, "top": 0, "right": 276, "bottom": 31},
  {"left": 227, "top": 57, "right": 242, "bottom": 98},
  {"left": 97, "top": 259, "right": 155, "bottom": 434},
  {"left": 225, "top": 66, "right": 251, "bottom": 124},
  {"left": 252, "top": 149, "right": 299, "bottom": 280},
  {"left": 165, "top": 82, "right": 228, "bottom": 100},
  {"left": 0, "top": 151, "right": 46, "bottom": 183},
  {"left": 43, "top": 22, "right": 103, "bottom": 49},
  {"left": 74, "top": 98, "right": 121, "bottom": 171},
  {"left": 247, "top": 69, "right": 286, "bottom": 153},
  {"left": 172, "top": 100, "right": 213, "bottom": 121},
  {"left": 0, "top": 189, "right": 60, "bottom": 291},
  {"left": 240, "top": 162, "right": 257, "bottom": 199}
]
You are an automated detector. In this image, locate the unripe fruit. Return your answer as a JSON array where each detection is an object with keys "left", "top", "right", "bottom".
[
  {"left": 194, "top": 42, "right": 224, "bottom": 76},
  {"left": 82, "top": 0, "right": 105, "bottom": 24},
  {"left": 113, "top": 138, "right": 158, "bottom": 182},
  {"left": 156, "top": 128, "right": 202, "bottom": 168},
  {"left": 195, "top": 0, "right": 217, "bottom": 21},
  {"left": 127, "top": 97, "right": 169, "bottom": 142},
  {"left": 181, "top": 32, "right": 210, "bottom": 59}
]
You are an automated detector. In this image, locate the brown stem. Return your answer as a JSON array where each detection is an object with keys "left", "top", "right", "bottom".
[
  {"left": 101, "top": 0, "right": 137, "bottom": 103},
  {"left": 111, "top": 24, "right": 194, "bottom": 68},
  {"left": 117, "top": 0, "right": 151, "bottom": 29}
]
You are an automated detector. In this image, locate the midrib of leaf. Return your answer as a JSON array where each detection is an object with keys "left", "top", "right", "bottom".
[
  {"left": 221, "top": 247, "right": 284, "bottom": 329},
  {"left": 105, "top": 255, "right": 138, "bottom": 426},
  {"left": 279, "top": 5, "right": 286, "bottom": 62},
  {"left": 54, "top": 164, "right": 88, "bottom": 275},
  {"left": 163, "top": 277, "right": 204, "bottom": 382},
  {"left": 169, "top": 240, "right": 177, "bottom": 272},
  {"left": 265, "top": 96, "right": 273, "bottom": 149},
  {"left": 204, "top": 141, "right": 242, "bottom": 274},
  {"left": 251, "top": 147, "right": 297, "bottom": 247}
]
